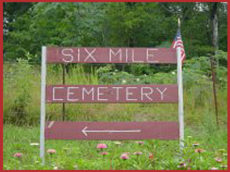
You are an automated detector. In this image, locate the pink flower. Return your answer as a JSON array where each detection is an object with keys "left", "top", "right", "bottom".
[
  {"left": 13, "top": 152, "right": 23, "bottom": 158},
  {"left": 97, "top": 143, "right": 107, "bottom": 149},
  {"left": 100, "top": 152, "right": 108, "bottom": 156},
  {"left": 178, "top": 162, "right": 187, "bottom": 168},
  {"left": 47, "top": 149, "right": 56, "bottom": 154},
  {"left": 133, "top": 151, "right": 143, "bottom": 155},
  {"left": 120, "top": 153, "right": 129, "bottom": 160},
  {"left": 195, "top": 148, "right": 205, "bottom": 153},
  {"left": 215, "top": 157, "right": 222, "bottom": 163}
]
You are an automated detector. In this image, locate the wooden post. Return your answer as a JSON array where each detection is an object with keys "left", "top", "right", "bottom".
[
  {"left": 210, "top": 56, "right": 219, "bottom": 128},
  {"left": 62, "top": 64, "right": 66, "bottom": 121},
  {"left": 40, "top": 46, "right": 47, "bottom": 165},
  {"left": 177, "top": 47, "right": 184, "bottom": 150}
]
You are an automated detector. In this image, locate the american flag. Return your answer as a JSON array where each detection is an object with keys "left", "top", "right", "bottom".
[{"left": 171, "top": 28, "right": 186, "bottom": 62}]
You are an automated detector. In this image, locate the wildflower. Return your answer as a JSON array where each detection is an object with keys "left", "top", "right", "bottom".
[
  {"left": 214, "top": 157, "right": 222, "bottom": 163},
  {"left": 136, "top": 78, "right": 140, "bottom": 82},
  {"left": 195, "top": 148, "right": 204, "bottom": 153},
  {"left": 53, "top": 166, "right": 58, "bottom": 170},
  {"left": 122, "top": 79, "right": 127, "bottom": 84},
  {"left": 210, "top": 167, "right": 218, "bottom": 170},
  {"left": 133, "top": 151, "right": 142, "bottom": 156},
  {"left": 13, "top": 152, "right": 23, "bottom": 158},
  {"left": 100, "top": 152, "right": 108, "bottom": 156},
  {"left": 97, "top": 143, "right": 107, "bottom": 149},
  {"left": 136, "top": 141, "right": 144, "bottom": 145},
  {"left": 114, "top": 141, "right": 122, "bottom": 145},
  {"left": 149, "top": 153, "right": 154, "bottom": 160},
  {"left": 178, "top": 162, "right": 187, "bottom": 168},
  {"left": 171, "top": 71, "right": 176, "bottom": 75},
  {"left": 192, "top": 142, "right": 199, "bottom": 147},
  {"left": 74, "top": 165, "right": 78, "bottom": 170},
  {"left": 47, "top": 149, "right": 56, "bottom": 154},
  {"left": 30, "top": 143, "right": 39, "bottom": 146},
  {"left": 120, "top": 153, "right": 129, "bottom": 160}
]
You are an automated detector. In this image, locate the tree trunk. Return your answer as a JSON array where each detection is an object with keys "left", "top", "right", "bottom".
[
  {"left": 209, "top": 2, "right": 219, "bottom": 128},
  {"left": 210, "top": 2, "right": 219, "bottom": 54}
]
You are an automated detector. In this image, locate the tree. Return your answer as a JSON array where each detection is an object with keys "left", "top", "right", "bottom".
[
  {"left": 210, "top": 2, "right": 219, "bottom": 53},
  {"left": 3, "top": 2, "right": 227, "bottom": 65}
]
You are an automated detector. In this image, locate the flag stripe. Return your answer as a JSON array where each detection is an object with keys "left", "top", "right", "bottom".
[{"left": 171, "top": 29, "right": 186, "bottom": 62}]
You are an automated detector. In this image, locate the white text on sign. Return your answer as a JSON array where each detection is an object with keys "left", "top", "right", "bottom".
[{"left": 46, "top": 85, "right": 178, "bottom": 103}]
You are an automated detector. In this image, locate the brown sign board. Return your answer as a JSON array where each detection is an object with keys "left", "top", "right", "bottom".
[
  {"left": 46, "top": 85, "right": 178, "bottom": 103},
  {"left": 46, "top": 47, "right": 177, "bottom": 64},
  {"left": 45, "top": 121, "right": 179, "bottom": 140}
]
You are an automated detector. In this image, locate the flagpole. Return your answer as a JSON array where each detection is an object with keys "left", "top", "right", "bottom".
[
  {"left": 178, "top": 18, "right": 181, "bottom": 29},
  {"left": 177, "top": 17, "right": 184, "bottom": 151}
]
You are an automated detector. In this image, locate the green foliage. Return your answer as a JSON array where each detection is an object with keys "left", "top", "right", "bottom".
[
  {"left": 4, "top": 59, "right": 33, "bottom": 125},
  {"left": 96, "top": 51, "right": 227, "bottom": 89},
  {"left": 3, "top": 52, "right": 227, "bottom": 125},
  {"left": 3, "top": 2, "right": 227, "bottom": 64},
  {"left": 215, "top": 51, "right": 227, "bottom": 87},
  {"left": 183, "top": 50, "right": 227, "bottom": 88}
]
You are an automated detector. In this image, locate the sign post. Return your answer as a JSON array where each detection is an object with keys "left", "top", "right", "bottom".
[
  {"left": 177, "top": 47, "right": 184, "bottom": 149},
  {"left": 40, "top": 46, "right": 46, "bottom": 165}
]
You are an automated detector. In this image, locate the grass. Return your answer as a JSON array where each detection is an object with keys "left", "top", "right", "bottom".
[
  {"left": 3, "top": 61, "right": 228, "bottom": 170},
  {"left": 3, "top": 124, "right": 227, "bottom": 170}
]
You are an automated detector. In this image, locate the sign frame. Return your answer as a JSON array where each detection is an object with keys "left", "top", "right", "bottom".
[{"left": 40, "top": 46, "right": 184, "bottom": 165}]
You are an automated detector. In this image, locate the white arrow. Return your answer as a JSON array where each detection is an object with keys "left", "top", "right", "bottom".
[{"left": 81, "top": 126, "right": 141, "bottom": 136}]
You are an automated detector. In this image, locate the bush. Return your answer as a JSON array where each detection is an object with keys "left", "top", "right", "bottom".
[
  {"left": 3, "top": 52, "right": 227, "bottom": 126},
  {"left": 4, "top": 59, "right": 33, "bottom": 125}
]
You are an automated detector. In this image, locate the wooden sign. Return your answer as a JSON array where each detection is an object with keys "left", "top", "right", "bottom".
[
  {"left": 46, "top": 85, "right": 178, "bottom": 103},
  {"left": 40, "top": 46, "right": 185, "bottom": 165},
  {"left": 45, "top": 121, "right": 179, "bottom": 140},
  {"left": 46, "top": 47, "right": 177, "bottom": 64}
]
